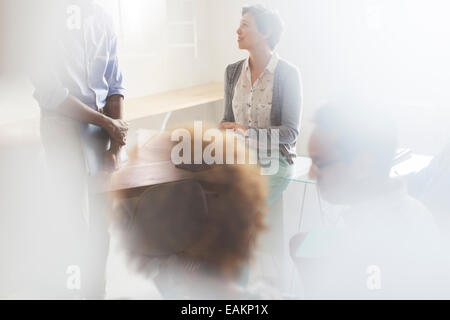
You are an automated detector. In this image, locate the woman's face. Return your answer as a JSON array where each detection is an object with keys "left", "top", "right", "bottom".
[{"left": 236, "top": 13, "right": 267, "bottom": 51}]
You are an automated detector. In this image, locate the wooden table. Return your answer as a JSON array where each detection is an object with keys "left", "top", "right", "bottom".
[
  {"left": 97, "top": 82, "right": 223, "bottom": 195},
  {"left": 91, "top": 131, "right": 192, "bottom": 198}
]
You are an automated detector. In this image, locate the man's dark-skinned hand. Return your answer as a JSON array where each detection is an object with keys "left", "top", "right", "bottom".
[
  {"left": 103, "top": 94, "right": 127, "bottom": 172},
  {"left": 53, "top": 94, "right": 127, "bottom": 173}
]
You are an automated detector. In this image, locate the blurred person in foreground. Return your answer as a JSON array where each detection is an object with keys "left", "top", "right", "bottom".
[
  {"left": 29, "top": 0, "right": 127, "bottom": 298},
  {"left": 407, "top": 139, "right": 450, "bottom": 246},
  {"left": 290, "top": 99, "right": 450, "bottom": 299},
  {"left": 110, "top": 126, "right": 282, "bottom": 299}
]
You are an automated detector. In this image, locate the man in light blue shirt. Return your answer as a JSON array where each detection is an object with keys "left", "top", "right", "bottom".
[
  {"left": 30, "top": 0, "right": 127, "bottom": 299},
  {"left": 32, "top": 0, "right": 128, "bottom": 170}
]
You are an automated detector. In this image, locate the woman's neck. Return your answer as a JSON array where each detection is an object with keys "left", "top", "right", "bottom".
[{"left": 248, "top": 46, "right": 273, "bottom": 74}]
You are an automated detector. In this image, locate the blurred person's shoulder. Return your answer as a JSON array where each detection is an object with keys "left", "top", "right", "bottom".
[
  {"left": 357, "top": 179, "right": 436, "bottom": 229},
  {"left": 392, "top": 181, "right": 438, "bottom": 231},
  {"left": 384, "top": 181, "right": 442, "bottom": 251}
]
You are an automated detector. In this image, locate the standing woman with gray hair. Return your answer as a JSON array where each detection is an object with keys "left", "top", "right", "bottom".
[{"left": 219, "top": 4, "right": 302, "bottom": 205}]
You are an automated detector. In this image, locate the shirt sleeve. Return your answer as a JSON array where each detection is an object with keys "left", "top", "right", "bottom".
[{"left": 105, "top": 30, "right": 125, "bottom": 99}]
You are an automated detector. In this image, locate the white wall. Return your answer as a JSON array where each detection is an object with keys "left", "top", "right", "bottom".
[
  {"left": 98, "top": 0, "right": 216, "bottom": 98},
  {"left": 0, "top": 76, "right": 40, "bottom": 126}
]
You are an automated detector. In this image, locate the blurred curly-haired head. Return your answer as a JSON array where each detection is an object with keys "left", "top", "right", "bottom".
[{"left": 114, "top": 124, "right": 268, "bottom": 280}]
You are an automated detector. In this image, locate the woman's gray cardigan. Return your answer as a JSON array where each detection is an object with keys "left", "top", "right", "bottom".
[{"left": 221, "top": 58, "right": 302, "bottom": 165}]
